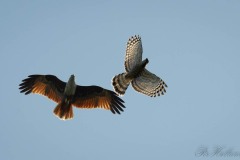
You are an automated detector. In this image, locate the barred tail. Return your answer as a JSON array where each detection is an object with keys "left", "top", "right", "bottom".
[
  {"left": 112, "top": 73, "right": 131, "bottom": 96},
  {"left": 53, "top": 100, "right": 73, "bottom": 120}
]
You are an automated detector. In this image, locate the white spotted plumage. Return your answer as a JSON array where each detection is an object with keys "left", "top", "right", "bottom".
[
  {"left": 125, "top": 35, "right": 143, "bottom": 72},
  {"left": 112, "top": 35, "right": 167, "bottom": 97}
]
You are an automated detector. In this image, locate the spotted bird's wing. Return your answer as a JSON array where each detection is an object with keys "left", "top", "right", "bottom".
[
  {"left": 19, "top": 74, "right": 66, "bottom": 103},
  {"left": 131, "top": 69, "right": 167, "bottom": 97},
  {"left": 73, "top": 85, "right": 125, "bottom": 114},
  {"left": 124, "top": 35, "right": 143, "bottom": 72}
]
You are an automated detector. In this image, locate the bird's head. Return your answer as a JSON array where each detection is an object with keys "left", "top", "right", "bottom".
[
  {"left": 64, "top": 74, "right": 76, "bottom": 95},
  {"left": 144, "top": 58, "right": 149, "bottom": 64},
  {"left": 142, "top": 58, "right": 149, "bottom": 67},
  {"left": 68, "top": 74, "right": 75, "bottom": 83}
]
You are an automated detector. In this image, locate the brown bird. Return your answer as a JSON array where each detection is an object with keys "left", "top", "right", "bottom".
[{"left": 19, "top": 74, "right": 125, "bottom": 120}]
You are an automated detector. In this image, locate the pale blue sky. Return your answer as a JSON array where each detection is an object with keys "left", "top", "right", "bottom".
[{"left": 1, "top": 1, "right": 240, "bottom": 160}]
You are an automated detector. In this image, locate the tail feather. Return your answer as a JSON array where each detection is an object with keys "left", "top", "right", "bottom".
[
  {"left": 53, "top": 101, "right": 73, "bottom": 120},
  {"left": 112, "top": 73, "right": 131, "bottom": 95}
]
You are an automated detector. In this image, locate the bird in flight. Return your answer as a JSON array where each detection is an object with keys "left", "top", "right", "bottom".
[
  {"left": 19, "top": 74, "right": 125, "bottom": 120},
  {"left": 112, "top": 35, "right": 167, "bottom": 97}
]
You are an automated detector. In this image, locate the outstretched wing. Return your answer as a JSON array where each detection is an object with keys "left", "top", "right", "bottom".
[
  {"left": 73, "top": 86, "right": 125, "bottom": 114},
  {"left": 131, "top": 69, "right": 167, "bottom": 97},
  {"left": 19, "top": 74, "right": 66, "bottom": 103},
  {"left": 125, "top": 35, "right": 143, "bottom": 72}
]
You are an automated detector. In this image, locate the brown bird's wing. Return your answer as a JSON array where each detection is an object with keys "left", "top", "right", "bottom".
[
  {"left": 19, "top": 74, "right": 66, "bottom": 103},
  {"left": 72, "top": 85, "right": 125, "bottom": 114}
]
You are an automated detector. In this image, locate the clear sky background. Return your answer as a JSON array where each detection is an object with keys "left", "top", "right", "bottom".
[{"left": 1, "top": 1, "right": 240, "bottom": 160}]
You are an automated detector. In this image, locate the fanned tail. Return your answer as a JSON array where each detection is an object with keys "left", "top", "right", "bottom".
[
  {"left": 112, "top": 73, "right": 131, "bottom": 96},
  {"left": 53, "top": 101, "right": 73, "bottom": 120}
]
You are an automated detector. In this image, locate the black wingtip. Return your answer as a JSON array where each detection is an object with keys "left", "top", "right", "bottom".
[
  {"left": 109, "top": 91, "right": 125, "bottom": 115},
  {"left": 19, "top": 75, "right": 38, "bottom": 94}
]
